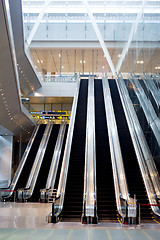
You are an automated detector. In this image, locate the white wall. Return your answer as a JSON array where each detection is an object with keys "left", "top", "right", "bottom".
[
  {"left": 0, "top": 136, "right": 13, "bottom": 188},
  {"left": 30, "top": 82, "right": 76, "bottom": 97},
  {"left": 24, "top": 23, "right": 160, "bottom": 42}
]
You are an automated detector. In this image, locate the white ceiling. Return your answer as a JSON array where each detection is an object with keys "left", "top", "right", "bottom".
[{"left": 30, "top": 47, "right": 160, "bottom": 74}]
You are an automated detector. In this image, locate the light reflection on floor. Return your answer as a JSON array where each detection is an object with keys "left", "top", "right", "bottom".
[{"left": 0, "top": 203, "right": 160, "bottom": 240}]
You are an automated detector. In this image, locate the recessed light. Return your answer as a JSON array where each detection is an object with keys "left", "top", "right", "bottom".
[
  {"left": 137, "top": 60, "right": 144, "bottom": 64},
  {"left": 40, "top": 60, "right": 43, "bottom": 63},
  {"left": 155, "top": 66, "right": 160, "bottom": 70},
  {"left": 1, "top": 93, "right": 4, "bottom": 96},
  {"left": 62, "top": 66, "right": 64, "bottom": 69},
  {"left": 59, "top": 54, "right": 61, "bottom": 57},
  {"left": 37, "top": 60, "right": 40, "bottom": 63},
  {"left": 102, "top": 66, "right": 105, "bottom": 69},
  {"left": 21, "top": 71, "right": 23, "bottom": 73}
]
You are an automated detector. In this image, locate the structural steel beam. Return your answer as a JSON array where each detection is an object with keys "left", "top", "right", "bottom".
[
  {"left": 116, "top": 1, "right": 147, "bottom": 73},
  {"left": 27, "top": 0, "right": 51, "bottom": 45},
  {"left": 83, "top": 0, "right": 116, "bottom": 76}
]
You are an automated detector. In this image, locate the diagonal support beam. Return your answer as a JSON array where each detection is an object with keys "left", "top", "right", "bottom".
[
  {"left": 116, "top": 1, "right": 147, "bottom": 73},
  {"left": 27, "top": 0, "right": 51, "bottom": 45},
  {"left": 83, "top": 0, "right": 116, "bottom": 76}
]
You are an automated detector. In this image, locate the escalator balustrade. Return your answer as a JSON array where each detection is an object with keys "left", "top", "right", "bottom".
[
  {"left": 109, "top": 79, "right": 152, "bottom": 221},
  {"left": 95, "top": 79, "right": 117, "bottom": 221},
  {"left": 61, "top": 79, "right": 88, "bottom": 221}
]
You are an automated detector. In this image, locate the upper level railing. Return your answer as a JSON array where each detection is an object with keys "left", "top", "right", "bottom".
[{"left": 43, "top": 75, "right": 78, "bottom": 83}]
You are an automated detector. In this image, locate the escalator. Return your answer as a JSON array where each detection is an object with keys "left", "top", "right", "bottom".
[
  {"left": 61, "top": 79, "right": 88, "bottom": 221},
  {"left": 31, "top": 124, "right": 60, "bottom": 202},
  {"left": 109, "top": 79, "right": 152, "bottom": 221},
  {"left": 94, "top": 79, "right": 117, "bottom": 221},
  {"left": 16, "top": 124, "right": 46, "bottom": 190},
  {"left": 54, "top": 125, "right": 69, "bottom": 189}
]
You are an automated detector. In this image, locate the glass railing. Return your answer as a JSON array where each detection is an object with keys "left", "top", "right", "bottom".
[
  {"left": 43, "top": 75, "right": 78, "bottom": 82},
  {"left": 117, "top": 73, "right": 160, "bottom": 219},
  {"left": 128, "top": 74, "right": 160, "bottom": 150},
  {"left": 126, "top": 74, "right": 160, "bottom": 155},
  {"left": 141, "top": 73, "right": 160, "bottom": 110}
]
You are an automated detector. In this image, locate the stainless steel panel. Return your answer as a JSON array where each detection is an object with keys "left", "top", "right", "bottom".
[
  {"left": 83, "top": 76, "right": 97, "bottom": 217},
  {"left": 0, "top": 0, "right": 36, "bottom": 136}
]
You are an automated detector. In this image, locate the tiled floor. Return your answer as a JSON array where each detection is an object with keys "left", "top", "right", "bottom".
[
  {"left": 0, "top": 203, "right": 160, "bottom": 240},
  {"left": 0, "top": 228, "right": 160, "bottom": 240}
]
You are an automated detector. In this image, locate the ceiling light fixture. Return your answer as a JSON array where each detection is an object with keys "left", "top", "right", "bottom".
[
  {"left": 155, "top": 66, "right": 160, "bottom": 70},
  {"left": 137, "top": 60, "right": 144, "bottom": 64}
]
